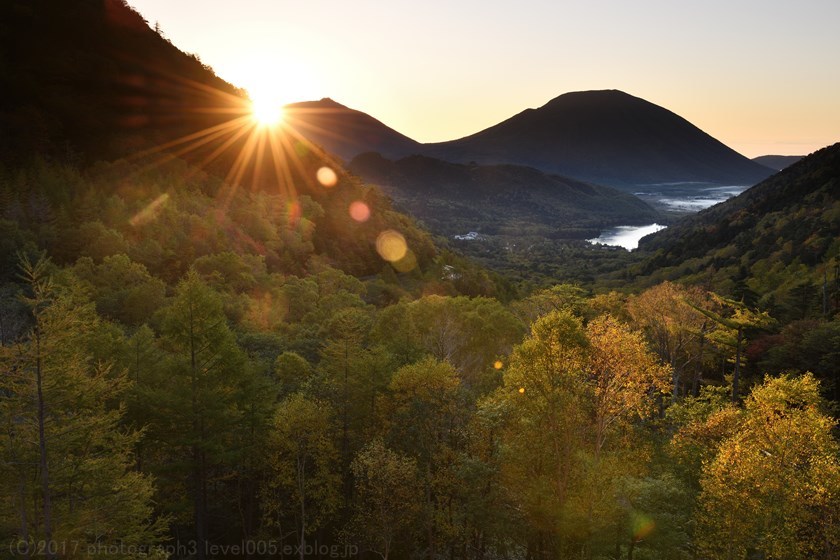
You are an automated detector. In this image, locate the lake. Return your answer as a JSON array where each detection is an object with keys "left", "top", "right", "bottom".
[
  {"left": 588, "top": 184, "right": 749, "bottom": 250},
  {"left": 587, "top": 223, "right": 667, "bottom": 250}
]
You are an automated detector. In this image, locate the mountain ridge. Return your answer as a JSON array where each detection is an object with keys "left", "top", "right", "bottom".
[
  {"left": 424, "top": 90, "right": 774, "bottom": 188},
  {"left": 752, "top": 154, "right": 804, "bottom": 171},
  {"left": 285, "top": 90, "right": 775, "bottom": 189},
  {"left": 284, "top": 98, "right": 422, "bottom": 161}
]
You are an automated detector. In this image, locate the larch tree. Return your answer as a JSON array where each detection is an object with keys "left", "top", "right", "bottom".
[
  {"left": 136, "top": 270, "right": 251, "bottom": 559},
  {"left": 0, "top": 256, "right": 166, "bottom": 559}
]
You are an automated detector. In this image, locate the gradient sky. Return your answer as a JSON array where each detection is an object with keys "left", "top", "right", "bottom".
[{"left": 128, "top": 0, "right": 839, "bottom": 157}]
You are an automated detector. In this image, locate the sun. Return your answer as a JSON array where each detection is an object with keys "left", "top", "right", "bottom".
[{"left": 250, "top": 97, "right": 285, "bottom": 127}]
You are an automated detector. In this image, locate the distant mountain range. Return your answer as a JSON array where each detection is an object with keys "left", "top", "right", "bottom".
[
  {"left": 752, "top": 155, "right": 804, "bottom": 171},
  {"left": 348, "top": 153, "right": 660, "bottom": 238},
  {"left": 287, "top": 91, "right": 775, "bottom": 189}
]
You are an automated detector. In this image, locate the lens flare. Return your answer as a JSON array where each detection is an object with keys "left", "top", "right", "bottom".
[
  {"left": 129, "top": 193, "right": 169, "bottom": 227},
  {"left": 317, "top": 166, "right": 338, "bottom": 187},
  {"left": 376, "top": 230, "right": 408, "bottom": 262},
  {"left": 391, "top": 249, "right": 417, "bottom": 272},
  {"left": 632, "top": 514, "right": 656, "bottom": 540},
  {"left": 349, "top": 201, "right": 371, "bottom": 222}
]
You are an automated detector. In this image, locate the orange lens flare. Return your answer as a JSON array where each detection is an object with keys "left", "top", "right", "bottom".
[
  {"left": 349, "top": 201, "right": 371, "bottom": 222},
  {"left": 317, "top": 166, "right": 338, "bottom": 187}
]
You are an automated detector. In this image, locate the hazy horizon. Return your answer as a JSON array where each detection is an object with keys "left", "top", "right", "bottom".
[{"left": 129, "top": 0, "right": 840, "bottom": 158}]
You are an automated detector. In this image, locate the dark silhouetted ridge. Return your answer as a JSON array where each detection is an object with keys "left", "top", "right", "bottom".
[
  {"left": 284, "top": 99, "right": 422, "bottom": 162},
  {"left": 752, "top": 154, "right": 804, "bottom": 171},
  {"left": 0, "top": 0, "right": 247, "bottom": 164},
  {"left": 422, "top": 90, "right": 774, "bottom": 189}
]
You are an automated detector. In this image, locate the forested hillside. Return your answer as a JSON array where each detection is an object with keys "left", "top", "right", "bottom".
[
  {"left": 634, "top": 142, "right": 840, "bottom": 321},
  {"left": 348, "top": 152, "right": 660, "bottom": 238}
]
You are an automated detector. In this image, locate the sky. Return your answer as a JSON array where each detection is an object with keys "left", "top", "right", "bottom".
[{"left": 127, "top": 0, "right": 840, "bottom": 157}]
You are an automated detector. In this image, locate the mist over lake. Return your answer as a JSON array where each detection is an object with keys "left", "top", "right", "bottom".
[{"left": 633, "top": 183, "right": 749, "bottom": 213}]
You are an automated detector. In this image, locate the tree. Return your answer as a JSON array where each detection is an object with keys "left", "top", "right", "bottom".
[
  {"left": 137, "top": 270, "right": 250, "bottom": 559},
  {"left": 585, "top": 315, "right": 671, "bottom": 460},
  {"left": 261, "top": 394, "right": 340, "bottom": 560},
  {"left": 383, "top": 357, "right": 465, "bottom": 560},
  {"left": 347, "top": 439, "right": 422, "bottom": 560},
  {"left": 0, "top": 256, "right": 166, "bottom": 559},
  {"left": 696, "top": 373, "right": 840, "bottom": 559},
  {"left": 627, "top": 282, "right": 712, "bottom": 401},
  {"left": 492, "top": 311, "right": 670, "bottom": 558},
  {"left": 490, "top": 311, "right": 591, "bottom": 557},
  {"left": 691, "top": 293, "right": 775, "bottom": 403}
]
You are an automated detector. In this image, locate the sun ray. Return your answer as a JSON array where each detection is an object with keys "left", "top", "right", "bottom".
[
  {"left": 267, "top": 130, "right": 297, "bottom": 201},
  {"left": 112, "top": 59, "right": 381, "bottom": 231},
  {"left": 251, "top": 127, "right": 268, "bottom": 190}
]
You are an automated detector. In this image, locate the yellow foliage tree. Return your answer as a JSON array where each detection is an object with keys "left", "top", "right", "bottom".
[{"left": 696, "top": 373, "right": 840, "bottom": 560}]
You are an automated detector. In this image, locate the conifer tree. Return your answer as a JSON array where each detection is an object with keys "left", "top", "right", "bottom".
[
  {"left": 136, "top": 270, "right": 251, "bottom": 559},
  {"left": 0, "top": 256, "right": 166, "bottom": 559}
]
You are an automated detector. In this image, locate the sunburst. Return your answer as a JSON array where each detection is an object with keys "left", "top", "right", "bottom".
[{"left": 124, "top": 64, "right": 349, "bottom": 203}]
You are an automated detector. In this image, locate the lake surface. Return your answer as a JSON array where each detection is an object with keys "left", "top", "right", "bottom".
[
  {"left": 587, "top": 223, "right": 667, "bottom": 250},
  {"left": 588, "top": 184, "right": 748, "bottom": 250}
]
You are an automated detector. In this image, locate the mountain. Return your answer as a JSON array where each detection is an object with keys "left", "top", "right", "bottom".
[
  {"left": 283, "top": 99, "right": 422, "bottom": 161},
  {"left": 421, "top": 90, "right": 774, "bottom": 189},
  {"left": 348, "top": 152, "right": 660, "bottom": 237},
  {"left": 752, "top": 155, "right": 804, "bottom": 171},
  {"left": 632, "top": 143, "right": 840, "bottom": 311}
]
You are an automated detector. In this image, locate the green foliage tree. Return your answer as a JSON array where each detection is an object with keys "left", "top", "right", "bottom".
[
  {"left": 347, "top": 439, "right": 422, "bottom": 560},
  {"left": 383, "top": 356, "right": 465, "bottom": 560},
  {"left": 72, "top": 254, "right": 166, "bottom": 325},
  {"left": 0, "top": 256, "right": 166, "bottom": 559},
  {"left": 135, "top": 271, "right": 252, "bottom": 558},
  {"left": 691, "top": 293, "right": 776, "bottom": 402},
  {"left": 261, "top": 394, "right": 340, "bottom": 560}
]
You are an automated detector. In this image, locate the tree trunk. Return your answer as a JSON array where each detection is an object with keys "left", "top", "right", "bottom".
[
  {"left": 35, "top": 329, "right": 55, "bottom": 560},
  {"left": 732, "top": 327, "right": 743, "bottom": 404},
  {"left": 188, "top": 298, "right": 207, "bottom": 560},
  {"left": 298, "top": 456, "right": 307, "bottom": 560}
]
